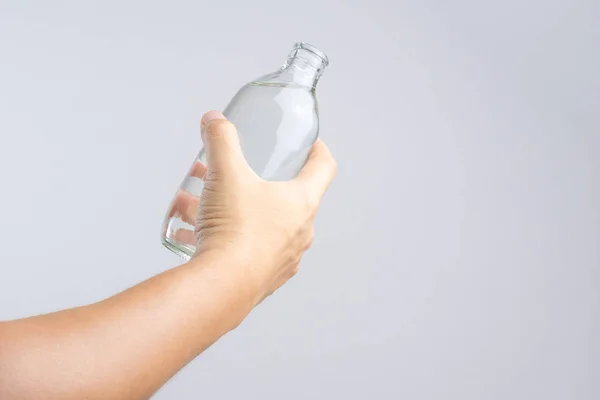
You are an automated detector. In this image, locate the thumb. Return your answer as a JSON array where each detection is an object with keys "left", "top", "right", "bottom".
[
  {"left": 200, "top": 110, "right": 247, "bottom": 174},
  {"left": 294, "top": 139, "right": 337, "bottom": 204}
]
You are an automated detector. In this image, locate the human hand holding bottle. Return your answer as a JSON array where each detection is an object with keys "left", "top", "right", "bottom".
[
  {"left": 162, "top": 42, "right": 329, "bottom": 258},
  {"left": 172, "top": 110, "right": 337, "bottom": 304}
]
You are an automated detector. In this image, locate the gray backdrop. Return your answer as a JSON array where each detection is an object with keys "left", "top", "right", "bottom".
[{"left": 1, "top": 1, "right": 598, "bottom": 399}]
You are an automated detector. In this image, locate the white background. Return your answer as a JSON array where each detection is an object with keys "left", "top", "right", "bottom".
[{"left": 1, "top": 1, "right": 598, "bottom": 399}]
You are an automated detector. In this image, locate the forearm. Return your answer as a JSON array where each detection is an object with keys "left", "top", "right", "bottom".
[{"left": 0, "top": 251, "right": 256, "bottom": 400}]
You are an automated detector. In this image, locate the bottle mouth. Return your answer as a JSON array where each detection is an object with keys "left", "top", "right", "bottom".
[{"left": 293, "top": 42, "right": 329, "bottom": 67}]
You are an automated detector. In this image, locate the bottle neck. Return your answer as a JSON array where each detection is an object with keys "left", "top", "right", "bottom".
[{"left": 280, "top": 42, "right": 329, "bottom": 88}]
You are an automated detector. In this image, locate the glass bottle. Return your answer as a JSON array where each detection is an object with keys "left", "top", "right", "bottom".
[{"left": 161, "top": 42, "right": 329, "bottom": 259}]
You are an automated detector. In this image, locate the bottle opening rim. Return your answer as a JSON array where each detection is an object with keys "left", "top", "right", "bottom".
[{"left": 293, "top": 42, "right": 329, "bottom": 67}]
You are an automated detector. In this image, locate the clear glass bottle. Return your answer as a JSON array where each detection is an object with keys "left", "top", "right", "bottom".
[{"left": 161, "top": 42, "right": 329, "bottom": 259}]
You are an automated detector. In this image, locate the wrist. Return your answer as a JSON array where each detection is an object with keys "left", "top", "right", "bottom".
[{"left": 188, "top": 248, "right": 262, "bottom": 320}]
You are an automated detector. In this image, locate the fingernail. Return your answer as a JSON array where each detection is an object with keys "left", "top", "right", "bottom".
[{"left": 201, "top": 110, "right": 225, "bottom": 129}]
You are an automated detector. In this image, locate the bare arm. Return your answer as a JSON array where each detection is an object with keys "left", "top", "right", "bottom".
[
  {"left": 0, "top": 110, "right": 337, "bottom": 400},
  {"left": 0, "top": 252, "right": 254, "bottom": 400}
]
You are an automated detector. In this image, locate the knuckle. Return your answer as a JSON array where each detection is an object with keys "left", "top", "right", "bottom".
[
  {"left": 204, "top": 119, "right": 235, "bottom": 139},
  {"left": 304, "top": 229, "right": 315, "bottom": 250},
  {"left": 202, "top": 170, "right": 223, "bottom": 184},
  {"left": 301, "top": 195, "right": 317, "bottom": 216},
  {"left": 289, "top": 263, "right": 300, "bottom": 277}
]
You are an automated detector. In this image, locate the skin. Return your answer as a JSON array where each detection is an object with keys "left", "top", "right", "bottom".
[{"left": 0, "top": 110, "right": 337, "bottom": 400}]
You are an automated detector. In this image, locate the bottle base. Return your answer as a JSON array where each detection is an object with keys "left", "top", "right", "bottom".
[{"left": 161, "top": 236, "right": 194, "bottom": 261}]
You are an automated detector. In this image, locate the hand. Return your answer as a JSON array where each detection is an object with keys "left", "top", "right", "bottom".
[{"left": 176, "top": 110, "right": 337, "bottom": 304}]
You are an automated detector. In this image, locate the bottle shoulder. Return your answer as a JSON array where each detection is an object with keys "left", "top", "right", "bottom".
[{"left": 252, "top": 69, "right": 318, "bottom": 91}]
